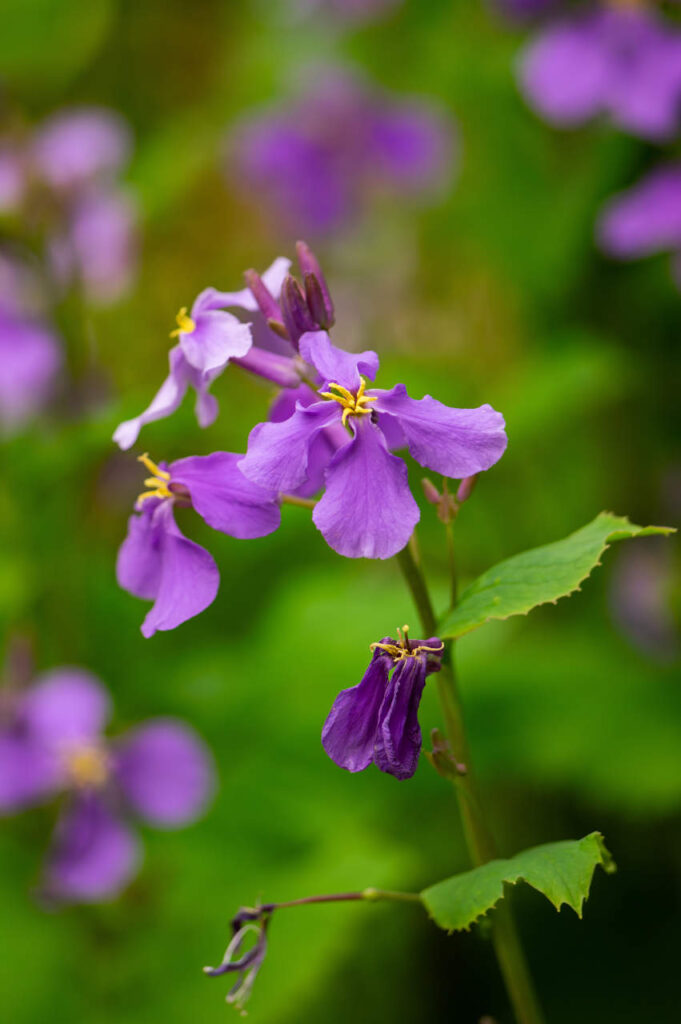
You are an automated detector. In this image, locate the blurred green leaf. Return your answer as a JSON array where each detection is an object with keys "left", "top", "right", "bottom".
[
  {"left": 439, "top": 513, "right": 675, "bottom": 639},
  {"left": 422, "top": 833, "right": 614, "bottom": 932}
]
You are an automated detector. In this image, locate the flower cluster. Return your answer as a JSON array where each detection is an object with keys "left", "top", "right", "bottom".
[
  {"left": 0, "top": 667, "right": 214, "bottom": 902},
  {"left": 114, "top": 242, "right": 507, "bottom": 633},
  {"left": 226, "top": 68, "right": 455, "bottom": 234}
]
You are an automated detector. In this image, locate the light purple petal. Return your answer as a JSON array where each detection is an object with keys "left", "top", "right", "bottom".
[
  {"left": 0, "top": 734, "right": 59, "bottom": 812},
  {"left": 299, "top": 331, "right": 379, "bottom": 389},
  {"left": 22, "top": 669, "right": 111, "bottom": 746},
  {"left": 44, "top": 795, "right": 141, "bottom": 903},
  {"left": 373, "top": 656, "right": 426, "bottom": 780},
  {"left": 170, "top": 453, "right": 281, "bottom": 538},
  {"left": 193, "top": 258, "right": 292, "bottom": 312},
  {"left": 113, "top": 345, "right": 190, "bottom": 450},
  {"left": 321, "top": 650, "right": 392, "bottom": 772},
  {"left": 179, "top": 310, "right": 252, "bottom": 375},
  {"left": 313, "top": 418, "right": 419, "bottom": 559},
  {"left": 194, "top": 384, "right": 219, "bottom": 428},
  {"left": 117, "top": 501, "right": 219, "bottom": 637},
  {"left": 596, "top": 165, "right": 681, "bottom": 258},
  {"left": 0, "top": 313, "right": 62, "bottom": 430},
  {"left": 239, "top": 400, "right": 340, "bottom": 493},
  {"left": 115, "top": 719, "right": 215, "bottom": 826},
  {"left": 32, "top": 108, "right": 132, "bottom": 191},
  {"left": 373, "top": 384, "right": 507, "bottom": 478}
]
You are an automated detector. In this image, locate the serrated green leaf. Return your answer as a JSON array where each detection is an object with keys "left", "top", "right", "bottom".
[
  {"left": 422, "top": 832, "right": 615, "bottom": 932},
  {"left": 439, "top": 512, "right": 674, "bottom": 639}
]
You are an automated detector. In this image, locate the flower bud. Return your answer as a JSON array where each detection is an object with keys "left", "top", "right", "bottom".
[{"left": 296, "top": 240, "right": 334, "bottom": 326}]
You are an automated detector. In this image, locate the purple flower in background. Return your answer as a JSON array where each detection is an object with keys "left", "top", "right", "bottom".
[
  {"left": 322, "top": 628, "right": 443, "bottom": 779},
  {"left": 518, "top": 6, "right": 681, "bottom": 140},
  {"left": 0, "top": 668, "right": 214, "bottom": 902},
  {"left": 610, "top": 539, "right": 679, "bottom": 661},
  {"left": 31, "top": 107, "right": 132, "bottom": 192},
  {"left": 117, "top": 452, "right": 281, "bottom": 636},
  {"left": 229, "top": 69, "right": 455, "bottom": 234},
  {"left": 596, "top": 163, "right": 681, "bottom": 286},
  {"left": 239, "top": 331, "right": 507, "bottom": 559}
]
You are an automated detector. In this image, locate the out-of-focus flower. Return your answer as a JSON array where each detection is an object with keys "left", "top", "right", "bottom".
[
  {"left": 204, "top": 907, "right": 270, "bottom": 1013},
  {"left": 518, "top": 6, "right": 681, "bottom": 140},
  {"left": 488, "top": 0, "right": 558, "bottom": 23},
  {"left": 228, "top": 69, "right": 455, "bottom": 234},
  {"left": 322, "top": 627, "right": 443, "bottom": 779},
  {"left": 0, "top": 145, "right": 25, "bottom": 212},
  {"left": 31, "top": 107, "right": 132, "bottom": 193},
  {"left": 239, "top": 330, "right": 507, "bottom": 559},
  {"left": 0, "top": 668, "right": 214, "bottom": 902},
  {"left": 596, "top": 163, "right": 681, "bottom": 285},
  {"left": 610, "top": 539, "right": 679, "bottom": 661},
  {"left": 117, "top": 453, "right": 281, "bottom": 636}
]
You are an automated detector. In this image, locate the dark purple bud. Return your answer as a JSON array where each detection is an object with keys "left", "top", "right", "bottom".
[
  {"left": 296, "top": 240, "right": 334, "bottom": 327},
  {"left": 243, "top": 268, "right": 282, "bottom": 323},
  {"left": 280, "top": 275, "right": 317, "bottom": 347},
  {"left": 304, "top": 272, "right": 333, "bottom": 329},
  {"left": 421, "top": 477, "right": 441, "bottom": 505},
  {"left": 456, "top": 474, "right": 478, "bottom": 504}
]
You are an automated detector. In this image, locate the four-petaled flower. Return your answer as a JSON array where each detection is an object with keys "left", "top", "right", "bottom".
[
  {"left": 239, "top": 330, "right": 507, "bottom": 558},
  {"left": 0, "top": 668, "right": 215, "bottom": 902},
  {"left": 117, "top": 452, "right": 281, "bottom": 636},
  {"left": 322, "top": 626, "right": 444, "bottom": 779}
]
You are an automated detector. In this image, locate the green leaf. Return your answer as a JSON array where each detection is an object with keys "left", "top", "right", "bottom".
[
  {"left": 421, "top": 833, "right": 615, "bottom": 932},
  {"left": 439, "top": 512, "right": 674, "bottom": 639}
]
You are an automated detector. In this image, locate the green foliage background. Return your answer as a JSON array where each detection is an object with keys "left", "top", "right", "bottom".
[{"left": 1, "top": 1, "right": 680, "bottom": 1021}]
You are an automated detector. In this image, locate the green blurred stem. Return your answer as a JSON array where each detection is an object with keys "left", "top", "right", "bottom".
[
  {"left": 270, "top": 888, "right": 421, "bottom": 912},
  {"left": 396, "top": 538, "right": 545, "bottom": 1024}
]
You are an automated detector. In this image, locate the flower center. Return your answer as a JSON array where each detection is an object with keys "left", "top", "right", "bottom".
[
  {"left": 62, "top": 743, "right": 110, "bottom": 789},
  {"left": 319, "top": 377, "right": 377, "bottom": 427},
  {"left": 370, "top": 625, "right": 444, "bottom": 662},
  {"left": 136, "top": 452, "right": 172, "bottom": 504},
  {"left": 169, "top": 306, "right": 196, "bottom": 338}
]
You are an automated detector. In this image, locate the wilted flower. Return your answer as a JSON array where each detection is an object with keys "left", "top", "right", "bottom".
[
  {"left": 228, "top": 69, "right": 455, "bottom": 234},
  {"left": 0, "top": 668, "right": 214, "bottom": 902},
  {"left": 322, "top": 627, "right": 444, "bottom": 779},
  {"left": 117, "top": 452, "right": 281, "bottom": 636},
  {"left": 204, "top": 906, "right": 270, "bottom": 1013},
  {"left": 596, "top": 163, "right": 681, "bottom": 287},
  {"left": 518, "top": 5, "right": 681, "bottom": 140},
  {"left": 239, "top": 331, "right": 507, "bottom": 558}
]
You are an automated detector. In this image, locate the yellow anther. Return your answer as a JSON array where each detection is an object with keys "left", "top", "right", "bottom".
[
  {"left": 169, "top": 306, "right": 196, "bottom": 338},
  {"left": 63, "top": 744, "right": 110, "bottom": 789},
  {"left": 319, "top": 377, "right": 377, "bottom": 427},
  {"left": 136, "top": 453, "right": 173, "bottom": 504}
]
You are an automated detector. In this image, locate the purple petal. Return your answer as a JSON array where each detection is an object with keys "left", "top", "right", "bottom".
[
  {"left": 312, "top": 418, "right": 419, "bottom": 559},
  {"left": 116, "top": 501, "right": 219, "bottom": 637},
  {"left": 368, "top": 103, "right": 454, "bottom": 191},
  {"left": 373, "top": 384, "right": 507, "bottom": 478},
  {"left": 32, "top": 108, "right": 131, "bottom": 191},
  {"left": 518, "top": 16, "right": 609, "bottom": 127},
  {"left": 22, "top": 669, "right": 111, "bottom": 746},
  {"left": 193, "top": 258, "right": 292, "bottom": 313},
  {"left": 374, "top": 656, "right": 426, "bottom": 780},
  {"left": 170, "top": 453, "right": 281, "bottom": 538},
  {"left": 115, "top": 719, "right": 215, "bottom": 826},
  {"left": 321, "top": 650, "right": 392, "bottom": 772},
  {"left": 299, "top": 331, "right": 379, "bottom": 389},
  {"left": 179, "top": 310, "right": 252, "bottom": 375},
  {"left": 0, "top": 733, "right": 59, "bottom": 812},
  {"left": 596, "top": 164, "right": 681, "bottom": 258},
  {"left": 113, "top": 345, "right": 191, "bottom": 450},
  {"left": 239, "top": 400, "right": 340, "bottom": 493},
  {"left": 268, "top": 385, "right": 339, "bottom": 496},
  {"left": 0, "top": 312, "right": 62, "bottom": 431},
  {"left": 43, "top": 795, "right": 141, "bottom": 902}
]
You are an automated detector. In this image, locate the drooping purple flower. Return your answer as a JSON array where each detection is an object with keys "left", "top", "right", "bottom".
[
  {"left": 0, "top": 307, "right": 62, "bottom": 432},
  {"left": 239, "top": 331, "right": 507, "bottom": 559},
  {"left": 117, "top": 452, "right": 281, "bottom": 636},
  {"left": 596, "top": 163, "right": 681, "bottom": 286},
  {"left": 204, "top": 906, "right": 270, "bottom": 1012},
  {"left": 0, "top": 668, "right": 214, "bottom": 902},
  {"left": 31, "top": 107, "right": 132, "bottom": 192},
  {"left": 228, "top": 69, "right": 455, "bottom": 234},
  {"left": 322, "top": 629, "right": 443, "bottom": 779},
  {"left": 518, "top": 6, "right": 681, "bottom": 140}
]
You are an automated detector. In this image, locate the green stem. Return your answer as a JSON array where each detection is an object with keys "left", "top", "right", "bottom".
[{"left": 396, "top": 538, "right": 545, "bottom": 1024}]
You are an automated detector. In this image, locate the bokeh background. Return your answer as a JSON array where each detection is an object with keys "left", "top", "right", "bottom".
[{"left": 1, "top": 1, "right": 680, "bottom": 1021}]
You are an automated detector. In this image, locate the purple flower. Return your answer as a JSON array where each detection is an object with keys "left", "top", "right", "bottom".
[
  {"left": 229, "top": 69, "right": 455, "bottom": 234},
  {"left": 31, "top": 107, "right": 132, "bottom": 192},
  {"left": 239, "top": 331, "right": 507, "bottom": 559},
  {"left": 596, "top": 163, "right": 681, "bottom": 286},
  {"left": 322, "top": 629, "right": 443, "bottom": 779},
  {"left": 204, "top": 907, "right": 270, "bottom": 1012},
  {"left": 0, "top": 668, "right": 214, "bottom": 902},
  {"left": 518, "top": 6, "right": 681, "bottom": 140},
  {"left": 117, "top": 452, "right": 281, "bottom": 636},
  {"left": 0, "top": 307, "right": 62, "bottom": 432}
]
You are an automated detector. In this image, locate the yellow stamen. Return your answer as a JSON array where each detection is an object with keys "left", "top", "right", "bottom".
[
  {"left": 62, "top": 744, "right": 110, "bottom": 789},
  {"left": 136, "top": 452, "right": 173, "bottom": 504},
  {"left": 169, "top": 306, "right": 196, "bottom": 338},
  {"left": 319, "top": 377, "right": 377, "bottom": 427},
  {"left": 370, "top": 624, "right": 444, "bottom": 662}
]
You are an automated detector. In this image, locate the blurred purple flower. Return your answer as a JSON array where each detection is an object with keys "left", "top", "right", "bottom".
[
  {"left": 610, "top": 539, "right": 679, "bottom": 661},
  {"left": 518, "top": 6, "right": 681, "bottom": 140},
  {"left": 596, "top": 163, "right": 681, "bottom": 285},
  {"left": 31, "top": 107, "right": 132, "bottom": 192},
  {"left": 239, "top": 331, "right": 507, "bottom": 559},
  {"left": 117, "top": 452, "right": 281, "bottom": 636},
  {"left": 228, "top": 69, "right": 455, "bottom": 234},
  {"left": 322, "top": 629, "right": 443, "bottom": 779},
  {"left": 0, "top": 668, "right": 214, "bottom": 902}
]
